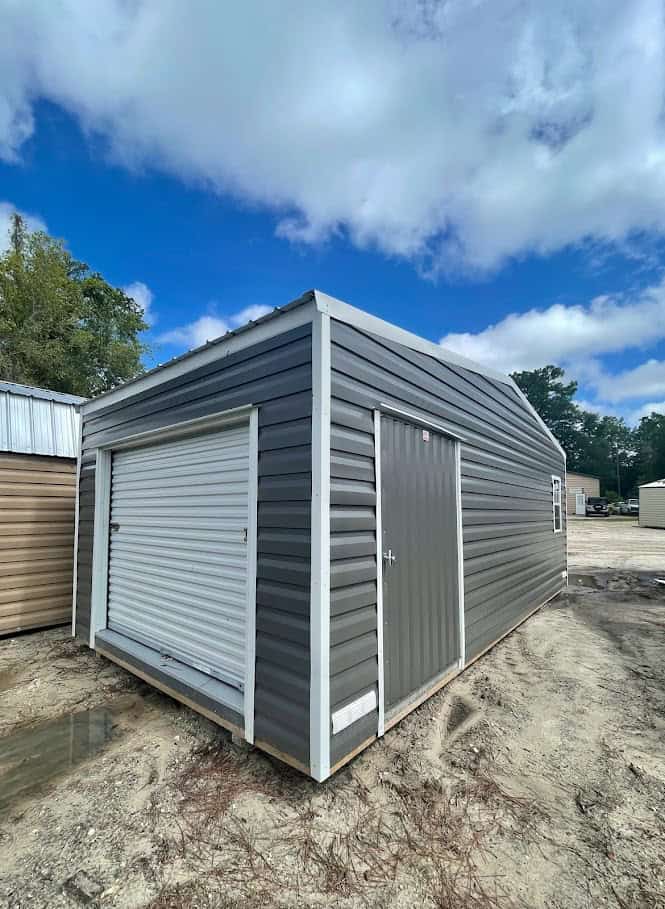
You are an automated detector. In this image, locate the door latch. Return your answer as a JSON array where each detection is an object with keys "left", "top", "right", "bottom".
[
  {"left": 383, "top": 549, "right": 396, "bottom": 566},
  {"left": 241, "top": 527, "right": 248, "bottom": 543},
  {"left": 110, "top": 522, "right": 120, "bottom": 532}
]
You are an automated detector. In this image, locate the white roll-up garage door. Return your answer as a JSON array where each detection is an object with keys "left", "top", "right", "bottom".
[{"left": 106, "top": 424, "right": 251, "bottom": 692}]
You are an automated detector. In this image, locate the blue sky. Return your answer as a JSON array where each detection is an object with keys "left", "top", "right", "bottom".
[{"left": 1, "top": 1, "right": 665, "bottom": 424}]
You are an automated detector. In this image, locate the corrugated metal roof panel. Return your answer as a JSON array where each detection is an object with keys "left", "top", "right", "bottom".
[{"left": 0, "top": 387, "right": 82, "bottom": 458}]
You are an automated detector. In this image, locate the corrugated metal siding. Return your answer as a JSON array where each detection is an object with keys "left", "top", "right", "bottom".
[
  {"left": 75, "top": 324, "right": 312, "bottom": 767},
  {"left": 329, "top": 320, "right": 566, "bottom": 764},
  {"left": 0, "top": 390, "right": 81, "bottom": 458},
  {"left": 107, "top": 426, "right": 251, "bottom": 691},
  {"left": 0, "top": 453, "right": 76, "bottom": 634},
  {"left": 380, "top": 416, "right": 459, "bottom": 712},
  {"left": 639, "top": 488, "right": 665, "bottom": 529}
]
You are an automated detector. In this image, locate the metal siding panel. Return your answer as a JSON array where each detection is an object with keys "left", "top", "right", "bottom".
[
  {"left": 0, "top": 390, "right": 80, "bottom": 458},
  {"left": 74, "top": 326, "right": 312, "bottom": 769},
  {"left": 328, "top": 319, "right": 566, "bottom": 766}
]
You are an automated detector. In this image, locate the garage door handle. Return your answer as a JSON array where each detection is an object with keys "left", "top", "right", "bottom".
[
  {"left": 383, "top": 549, "right": 396, "bottom": 566},
  {"left": 110, "top": 522, "right": 120, "bottom": 532}
]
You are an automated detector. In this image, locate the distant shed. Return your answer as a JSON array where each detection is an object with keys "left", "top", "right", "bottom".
[
  {"left": 0, "top": 381, "right": 85, "bottom": 635},
  {"left": 639, "top": 479, "right": 665, "bottom": 529},
  {"left": 566, "top": 471, "right": 600, "bottom": 515},
  {"left": 72, "top": 290, "right": 567, "bottom": 781}
]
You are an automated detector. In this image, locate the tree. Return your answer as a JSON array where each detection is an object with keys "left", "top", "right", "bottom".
[
  {"left": 510, "top": 364, "right": 638, "bottom": 496},
  {"left": 0, "top": 213, "right": 148, "bottom": 396},
  {"left": 633, "top": 413, "right": 665, "bottom": 485},
  {"left": 511, "top": 365, "right": 583, "bottom": 462}
]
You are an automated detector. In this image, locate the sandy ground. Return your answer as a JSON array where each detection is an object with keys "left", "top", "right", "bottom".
[
  {"left": 567, "top": 515, "right": 665, "bottom": 571},
  {"left": 1, "top": 521, "right": 665, "bottom": 907}
]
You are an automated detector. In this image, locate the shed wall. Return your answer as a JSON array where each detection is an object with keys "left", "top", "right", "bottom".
[
  {"left": 639, "top": 487, "right": 665, "bottom": 529},
  {"left": 0, "top": 453, "right": 76, "bottom": 634},
  {"left": 328, "top": 320, "right": 566, "bottom": 764},
  {"left": 566, "top": 472, "right": 599, "bottom": 515},
  {"left": 74, "top": 324, "right": 313, "bottom": 767}
]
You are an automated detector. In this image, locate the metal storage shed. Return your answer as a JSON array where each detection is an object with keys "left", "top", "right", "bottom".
[
  {"left": 0, "top": 381, "right": 84, "bottom": 635},
  {"left": 639, "top": 479, "right": 665, "bottom": 529},
  {"left": 72, "top": 290, "right": 567, "bottom": 781}
]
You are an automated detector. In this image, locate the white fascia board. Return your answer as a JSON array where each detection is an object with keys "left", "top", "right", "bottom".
[
  {"left": 313, "top": 289, "right": 566, "bottom": 461},
  {"left": 82, "top": 297, "right": 316, "bottom": 417}
]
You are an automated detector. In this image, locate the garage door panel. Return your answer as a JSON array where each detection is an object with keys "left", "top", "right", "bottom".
[{"left": 107, "top": 425, "right": 252, "bottom": 692}]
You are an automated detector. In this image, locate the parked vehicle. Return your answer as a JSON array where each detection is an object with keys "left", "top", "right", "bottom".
[
  {"left": 586, "top": 496, "right": 609, "bottom": 516},
  {"left": 620, "top": 498, "right": 639, "bottom": 515}
]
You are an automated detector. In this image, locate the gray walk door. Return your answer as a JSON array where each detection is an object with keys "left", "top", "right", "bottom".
[
  {"left": 380, "top": 414, "right": 460, "bottom": 714},
  {"left": 106, "top": 424, "right": 251, "bottom": 693}
]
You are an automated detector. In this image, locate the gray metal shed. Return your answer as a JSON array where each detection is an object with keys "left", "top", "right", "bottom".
[{"left": 72, "top": 290, "right": 567, "bottom": 781}]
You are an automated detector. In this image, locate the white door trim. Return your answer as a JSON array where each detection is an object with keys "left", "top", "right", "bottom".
[
  {"left": 374, "top": 409, "right": 465, "bottom": 733},
  {"left": 309, "top": 308, "right": 331, "bottom": 781},
  {"left": 71, "top": 410, "right": 84, "bottom": 636},
  {"left": 373, "top": 410, "right": 385, "bottom": 736},
  {"left": 88, "top": 404, "right": 259, "bottom": 742}
]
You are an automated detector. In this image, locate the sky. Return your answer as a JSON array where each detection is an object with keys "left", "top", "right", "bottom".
[{"left": 1, "top": 0, "right": 665, "bottom": 425}]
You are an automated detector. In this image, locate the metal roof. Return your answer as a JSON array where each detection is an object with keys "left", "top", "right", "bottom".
[
  {"left": 0, "top": 382, "right": 84, "bottom": 458},
  {"left": 640, "top": 478, "right": 665, "bottom": 488}
]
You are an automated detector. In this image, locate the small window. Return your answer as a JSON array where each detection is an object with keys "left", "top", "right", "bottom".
[{"left": 552, "top": 476, "right": 562, "bottom": 533}]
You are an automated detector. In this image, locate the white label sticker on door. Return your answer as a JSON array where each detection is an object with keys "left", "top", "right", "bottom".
[{"left": 422, "top": 429, "right": 430, "bottom": 442}]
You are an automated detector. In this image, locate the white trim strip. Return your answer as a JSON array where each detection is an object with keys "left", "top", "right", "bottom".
[
  {"left": 95, "top": 405, "right": 254, "bottom": 452},
  {"left": 89, "top": 448, "right": 112, "bottom": 649},
  {"left": 374, "top": 410, "right": 386, "bottom": 737},
  {"left": 309, "top": 308, "right": 331, "bottom": 781},
  {"left": 71, "top": 410, "right": 83, "bottom": 637},
  {"left": 83, "top": 300, "right": 316, "bottom": 416},
  {"left": 314, "top": 289, "right": 514, "bottom": 388},
  {"left": 378, "top": 402, "right": 467, "bottom": 441},
  {"left": 244, "top": 408, "right": 259, "bottom": 744},
  {"left": 454, "top": 440, "right": 466, "bottom": 669}
]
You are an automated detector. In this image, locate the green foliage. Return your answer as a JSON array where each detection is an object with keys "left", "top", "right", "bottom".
[
  {"left": 511, "top": 365, "right": 665, "bottom": 497},
  {"left": 0, "top": 213, "right": 148, "bottom": 396}
]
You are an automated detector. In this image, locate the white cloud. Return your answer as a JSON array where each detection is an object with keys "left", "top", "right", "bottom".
[
  {"left": 589, "top": 359, "right": 665, "bottom": 403},
  {"left": 2, "top": 2, "right": 665, "bottom": 270},
  {"left": 158, "top": 304, "right": 272, "bottom": 351},
  {"left": 440, "top": 278, "right": 665, "bottom": 374},
  {"left": 0, "top": 201, "right": 46, "bottom": 252},
  {"left": 123, "top": 280, "right": 154, "bottom": 326},
  {"left": 627, "top": 400, "right": 665, "bottom": 423}
]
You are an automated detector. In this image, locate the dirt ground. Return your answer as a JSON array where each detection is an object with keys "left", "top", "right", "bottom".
[
  {"left": 567, "top": 515, "right": 665, "bottom": 572},
  {"left": 1, "top": 524, "right": 665, "bottom": 907}
]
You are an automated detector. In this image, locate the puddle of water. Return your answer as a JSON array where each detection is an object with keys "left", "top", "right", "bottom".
[
  {"left": 0, "top": 667, "right": 19, "bottom": 692},
  {"left": 0, "top": 708, "right": 117, "bottom": 812}
]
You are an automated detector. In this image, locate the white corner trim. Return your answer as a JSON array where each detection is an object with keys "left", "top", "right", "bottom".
[
  {"left": 310, "top": 308, "right": 331, "bottom": 781},
  {"left": 455, "top": 440, "right": 466, "bottom": 669},
  {"left": 243, "top": 408, "right": 259, "bottom": 744},
  {"left": 374, "top": 410, "right": 386, "bottom": 737},
  {"left": 71, "top": 411, "right": 83, "bottom": 637},
  {"left": 332, "top": 690, "right": 378, "bottom": 735},
  {"left": 313, "top": 289, "right": 515, "bottom": 389},
  {"left": 89, "top": 448, "right": 112, "bottom": 649},
  {"left": 82, "top": 299, "right": 316, "bottom": 416}
]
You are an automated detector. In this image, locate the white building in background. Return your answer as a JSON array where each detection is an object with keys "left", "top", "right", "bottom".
[{"left": 639, "top": 479, "right": 665, "bottom": 529}]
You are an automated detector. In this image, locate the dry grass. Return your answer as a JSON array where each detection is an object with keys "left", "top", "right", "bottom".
[{"left": 148, "top": 743, "right": 541, "bottom": 909}]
